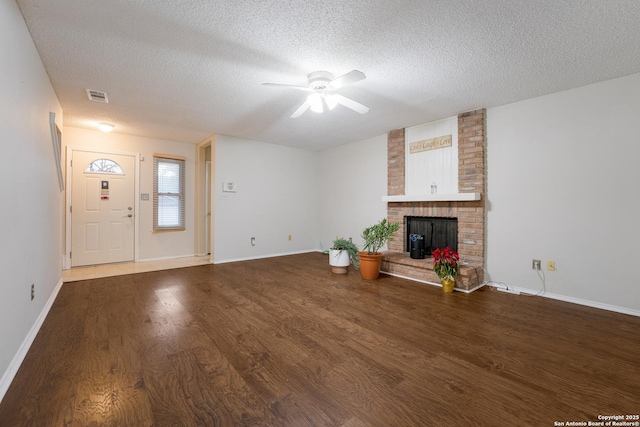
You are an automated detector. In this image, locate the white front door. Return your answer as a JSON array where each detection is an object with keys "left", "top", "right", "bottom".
[{"left": 71, "top": 150, "right": 136, "bottom": 267}]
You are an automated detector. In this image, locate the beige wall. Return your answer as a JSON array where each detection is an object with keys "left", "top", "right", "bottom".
[
  {"left": 63, "top": 127, "right": 198, "bottom": 261},
  {"left": 0, "top": 0, "right": 64, "bottom": 400},
  {"left": 486, "top": 73, "right": 640, "bottom": 314},
  {"left": 213, "top": 135, "right": 319, "bottom": 262},
  {"left": 317, "top": 134, "right": 388, "bottom": 252}
]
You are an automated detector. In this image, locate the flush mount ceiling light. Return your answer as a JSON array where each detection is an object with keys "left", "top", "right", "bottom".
[
  {"left": 97, "top": 122, "right": 115, "bottom": 132},
  {"left": 263, "top": 70, "right": 369, "bottom": 118}
]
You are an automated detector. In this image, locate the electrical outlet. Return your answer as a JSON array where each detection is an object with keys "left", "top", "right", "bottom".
[
  {"left": 288, "top": 235, "right": 292, "bottom": 241},
  {"left": 547, "top": 261, "right": 556, "bottom": 271},
  {"left": 532, "top": 259, "right": 541, "bottom": 270},
  {"left": 31, "top": 284, "right": 35, "bottom": 301}
]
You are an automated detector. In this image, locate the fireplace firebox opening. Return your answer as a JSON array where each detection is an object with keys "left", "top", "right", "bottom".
[{"left": 405, "top": 216, "right": 458, "bottom": 257}]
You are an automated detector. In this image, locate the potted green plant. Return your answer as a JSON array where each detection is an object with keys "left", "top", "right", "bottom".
[
  {"left": 358, "top": 218, "right": 400, "bottom": 280},
  {"left": 432, "top": 247, "right": 460, "bottom": 292},
  {"left": 329, "top": 238, "right": 360, "bottom": 274}
]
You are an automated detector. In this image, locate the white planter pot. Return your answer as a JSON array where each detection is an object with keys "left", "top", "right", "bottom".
[{"left": 329, "top": 249, "right": 350, "bottom": 274}]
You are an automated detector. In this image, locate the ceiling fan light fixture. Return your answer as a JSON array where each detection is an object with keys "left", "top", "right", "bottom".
[
  {"left": 264, "top": 70, "right": 368, "bottom": 118},
  {"left": 324, "top": 93, "right": 338, "bottom": 110},
  {"left": 307, "top": 93, "right": 323, "bottom": 113}
]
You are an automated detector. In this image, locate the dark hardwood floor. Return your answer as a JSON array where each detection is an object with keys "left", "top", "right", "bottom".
[{"left": 1, "top": 253, "right": 638, "bottom": 426}]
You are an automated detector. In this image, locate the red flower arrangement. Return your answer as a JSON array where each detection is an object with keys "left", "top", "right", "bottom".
[{"left": 432, "top": 247, "right": 460, "bottom": 280}]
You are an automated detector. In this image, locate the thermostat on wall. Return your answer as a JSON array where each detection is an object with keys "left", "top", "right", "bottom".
[{"left": 222, "top": 182, "right": 236, "bottom": 192}]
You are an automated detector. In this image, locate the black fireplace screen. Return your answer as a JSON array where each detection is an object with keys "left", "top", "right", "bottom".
[{"left": 405, "top": 216, "right": 458, "bottom": 256}]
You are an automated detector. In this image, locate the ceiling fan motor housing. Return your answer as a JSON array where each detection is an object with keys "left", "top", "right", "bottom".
[{"left": 308, "top": 71, "right": 335, "bottom": 90}]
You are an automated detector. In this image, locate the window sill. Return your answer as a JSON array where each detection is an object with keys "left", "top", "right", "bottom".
[{"left": 153, "top": 228, "right": 186, "bottom": 233}]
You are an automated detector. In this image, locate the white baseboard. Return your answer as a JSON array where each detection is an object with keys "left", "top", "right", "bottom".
[
  {"left": 0, "top": 278, "right": 64, "bottom": 402},
  {"left": 213, "top": 249, "right": 317, "bottom": 265},
  {"left": 383, "top": 275, "right": 639, "bottom": 315},
  {"left": 487, "top": 283, "right": 640, "bottom": 317}
]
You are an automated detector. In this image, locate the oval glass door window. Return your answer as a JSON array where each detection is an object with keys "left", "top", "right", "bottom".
[{"left": 85, "top": 158, "right": 123, "bottom": 174}]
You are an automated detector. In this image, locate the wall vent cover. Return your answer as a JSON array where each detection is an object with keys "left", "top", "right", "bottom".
[{"left": 86, "top": 89, "right": 109, "bottom": 103}]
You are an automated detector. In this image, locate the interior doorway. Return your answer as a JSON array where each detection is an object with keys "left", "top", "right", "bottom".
[{"left": 196, "top": 140, "right": 214, "bottom": 260}]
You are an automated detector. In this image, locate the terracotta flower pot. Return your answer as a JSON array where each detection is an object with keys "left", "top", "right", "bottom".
[{"left": 358, "top": 251, "right": 383, "bottom": 280}]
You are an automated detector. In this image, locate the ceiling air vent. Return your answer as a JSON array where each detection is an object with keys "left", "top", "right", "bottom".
[{"left": 86, "top": 89, "right": 109, "bottom": 103}]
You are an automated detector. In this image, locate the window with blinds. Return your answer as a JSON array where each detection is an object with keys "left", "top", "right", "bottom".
[{"left": 153, "top": 154, "right": 186, "bottom": 231}]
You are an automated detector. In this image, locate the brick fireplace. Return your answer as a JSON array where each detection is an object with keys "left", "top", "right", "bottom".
[{"left": 381, "top": 109, "right": 486, "bottom": 291}]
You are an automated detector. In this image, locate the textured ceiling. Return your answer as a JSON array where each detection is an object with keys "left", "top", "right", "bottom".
[{"left": 16, "top": 0, "right": 640, "bottom": 151}]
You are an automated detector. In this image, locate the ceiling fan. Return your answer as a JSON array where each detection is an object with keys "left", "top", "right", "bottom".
[{"left": 263, "top": 70, "right": 369, "bottom": 118}]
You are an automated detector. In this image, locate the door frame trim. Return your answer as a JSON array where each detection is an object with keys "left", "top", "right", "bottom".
[
  {"left": 195, "top": 138, "right": 214, "bottom": 263},
  {"left": 65, "top": 147, "right": 141, "bottom": 269}
]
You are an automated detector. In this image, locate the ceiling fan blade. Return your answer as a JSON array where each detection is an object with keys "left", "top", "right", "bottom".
[
  {"left": 290, "top": 102, "right": 310, "bottom": 118},
  {"left": 333, "top": 94, "right": 369, "bottom": 114},
  {"left": 262, "top": 83, "right": 312, "bottom": 92},
  {"left": 330, "top": 70, "right": 366, "bottom": 89}
]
